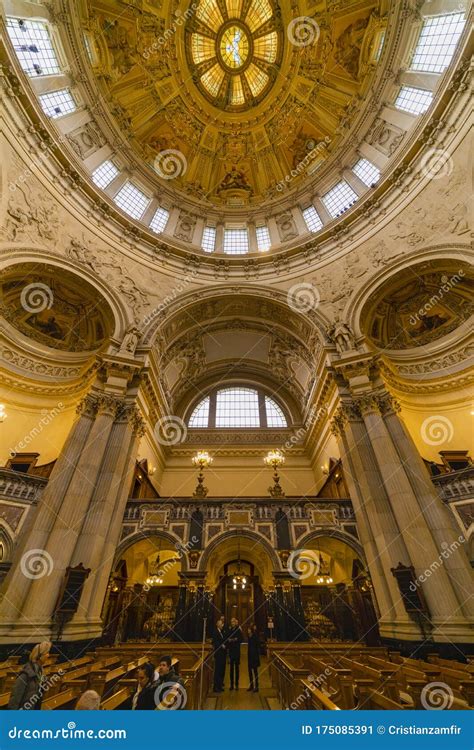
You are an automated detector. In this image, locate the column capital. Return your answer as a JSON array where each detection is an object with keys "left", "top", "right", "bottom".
[{"left": 76, "top": 393, "right": 99, "bottom": 419}]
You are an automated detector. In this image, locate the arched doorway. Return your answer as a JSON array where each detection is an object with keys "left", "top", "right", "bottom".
[
  {"left": 296, "top": 533, "right": 379, "bottom": 644},
  {"left": 202, "top": 532, "right": 279, "bottom": 635},
  {"left": 104, "top": 535, "right": 183, "bottom": 643}
]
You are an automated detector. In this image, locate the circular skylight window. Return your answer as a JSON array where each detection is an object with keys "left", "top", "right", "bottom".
[{"left": 187, "top": 0, "right": 282, "bottom": 110}]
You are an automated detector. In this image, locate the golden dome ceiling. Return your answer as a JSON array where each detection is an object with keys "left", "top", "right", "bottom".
[{"left": 80, "top": 0, "right": 387, "bottom": 208}]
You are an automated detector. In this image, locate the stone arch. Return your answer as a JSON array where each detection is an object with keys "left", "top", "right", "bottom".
[
  {"left": 0, "top": 524, "right": 14, "bottom": 562},
  {"left": 0, "top": 249, "right": 133, "bottom": 343},
  {"left": 113, "top": 529, "right": 189, "bottom": 571},
  {"left": 296, "top": 528, "right": 366, "bottom": 565},
  {"left": 199, "top": 528, "right": 282, "bottom": 585},
  {"left": 343, "top": 243, "right": 471, "bottom": 342},
  {"left": 142, "top": 283, "right": 330, "bottom": 347}
]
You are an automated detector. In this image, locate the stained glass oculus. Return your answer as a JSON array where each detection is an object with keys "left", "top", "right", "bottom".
[{"left": 187, "top": 0, "right": 282, "bottom": 110}]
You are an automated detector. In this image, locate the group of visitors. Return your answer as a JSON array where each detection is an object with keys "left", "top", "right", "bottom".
[
  {"left": 7, "top": 643, "right": 184, "bottom": 711},
  {"left": 212, "top": 617, "right": 260, "bottom": 693}
]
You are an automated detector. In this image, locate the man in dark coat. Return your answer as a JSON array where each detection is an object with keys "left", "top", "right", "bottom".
[
  {"left": 154, "top": 655, "right": 185, "bottom": 709},
  {"left": 212, "top": 616, "right": 227, "bottom": 692},
  {"left": 247, "top": 625, "right": 261, "bottom": 692},
  {"left": 227, "top": 617, "right": 243, "bottom": 690}
]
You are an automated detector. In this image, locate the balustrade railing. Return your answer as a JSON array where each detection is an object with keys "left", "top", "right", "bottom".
[
  {"left": 0, "top": 468, "right": 47, "bottom": 504},
  {"left": 432, "top": 467, "right": 474, "bottom": 502}
]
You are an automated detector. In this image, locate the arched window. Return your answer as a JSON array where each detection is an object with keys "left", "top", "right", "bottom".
[{"left": 188, "top": 387, "right": 288, "bottom": 428}]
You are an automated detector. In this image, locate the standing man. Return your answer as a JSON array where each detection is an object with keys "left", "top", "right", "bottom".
[
  {"left": 212, "top": 616, "right": 227, "bottom": 693},
  {"left": 227, "top": 617, "right": 243, "bottom": 690}
]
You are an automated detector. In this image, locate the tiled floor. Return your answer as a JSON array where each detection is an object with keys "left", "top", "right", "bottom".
[{"left": 205, "top": 653, "right": 280, "bottom": 710}]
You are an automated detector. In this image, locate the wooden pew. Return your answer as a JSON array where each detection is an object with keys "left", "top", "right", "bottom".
[
  {"left": 300, "top": 678, "right": 341, "bottom": 710},
  {"left": 101, "top": 686, "right": 132, "bottom": 710},
  {"left": 42, "top": 686, "right": 82, "bottom": 710},
  {"left": 355, "top": 678, "right": 406, "bottom": 710}
]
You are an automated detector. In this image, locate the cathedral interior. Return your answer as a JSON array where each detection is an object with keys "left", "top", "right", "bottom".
[{"left": 0, "top": 0, "right": 473, "bottom": 712}]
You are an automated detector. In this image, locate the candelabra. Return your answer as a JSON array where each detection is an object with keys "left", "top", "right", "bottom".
[
  {"left": 191, "top": 451, "right": 213, "bottom": 498},
  {"left": 264, "top": 450, "right": 285, "bottom": 497}
]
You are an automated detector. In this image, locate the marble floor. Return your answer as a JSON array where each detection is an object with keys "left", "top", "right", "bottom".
[{"left": 204, "top": 653, "right": 281, "bottom": 710}]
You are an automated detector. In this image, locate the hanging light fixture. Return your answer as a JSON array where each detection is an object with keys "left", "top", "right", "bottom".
[
  {"left": 315, "top": 542, "right": 333, "bottom": 585},
  {"left": 231, "top": 539, "right": 247, "bottom": 590},
  {"left": 0, "top": 404, "right": 7, "bottom": 423},
  {"left": 145, "top": 540, "right": 164, "bottom": 587}
]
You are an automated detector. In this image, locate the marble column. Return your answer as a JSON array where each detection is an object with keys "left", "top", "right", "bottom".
[
  {"left": 16, "top": 395, "right": 118, "bottom": 631},
  {"left": 332, "top": 405, "right": 415, "bottom": 639},
  {"left": 0, "top": 395, "right": 98, "bottom": 637},
  {"left": 63, "top": 403, "right": 145, "bottom": 639},
  {"left": 331, "top": 366, "right": 474, "bottom": 642}
]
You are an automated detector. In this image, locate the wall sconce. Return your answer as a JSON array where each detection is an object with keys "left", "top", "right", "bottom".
[
  {"left": 264, "top": 450, "right": 285, "bottom": 498},
  {"left": 0, "top": 404, "right": 7, "bottom": 423},
  {"left": 191, "top": 451, "right": 213, "bottom": 498}
]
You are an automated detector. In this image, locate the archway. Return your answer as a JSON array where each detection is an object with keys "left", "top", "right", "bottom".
[
  {"left": 294, "top": 534, "right": 379, "bottom": 644},
  {"left": 104, "top": 534, "right": 184, "bottom": 643},
  {"left": 202, "top": 531, "right": 280, "bottom": 635}
]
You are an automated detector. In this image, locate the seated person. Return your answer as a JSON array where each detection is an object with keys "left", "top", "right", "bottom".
[
  {"left": 154, "top": 655, "right": 185, "bottom": 710},
  {"left": 128, "top": 662, "right": 157, "bottom": 710},
  {"left": 76, "top": 690, "right": 101, "bottom": 710}
]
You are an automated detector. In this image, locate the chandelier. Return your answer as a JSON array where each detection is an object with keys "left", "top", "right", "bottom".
[
  {"left": 145, "top": 545, "right": 163, "bottom": 587},
  {"left": 231, "top": 540, "right": 247, "bottom": 590}
]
